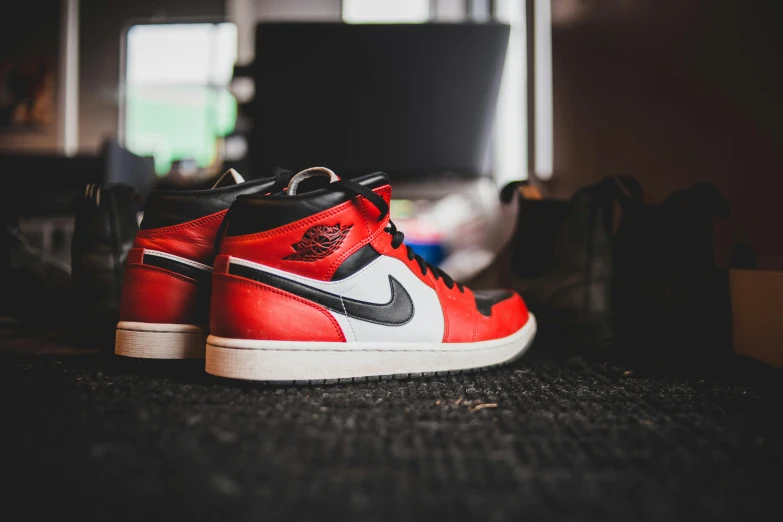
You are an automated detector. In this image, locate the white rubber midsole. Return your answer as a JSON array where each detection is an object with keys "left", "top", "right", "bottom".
[
  {"left": 115, "top": 321, "right": 208, "bottom": 359},
  {"left": 205, "top": 314, "right": 536, "bottom": 381}
]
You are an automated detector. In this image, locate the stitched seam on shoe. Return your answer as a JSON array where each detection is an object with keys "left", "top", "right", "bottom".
[{"left": 137, "top": 210, "right": 226, "bottom": 237}]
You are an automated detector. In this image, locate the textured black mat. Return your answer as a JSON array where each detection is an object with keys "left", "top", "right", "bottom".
[{"left": 1, "top": 349, "right": 782, "bottom": 522}]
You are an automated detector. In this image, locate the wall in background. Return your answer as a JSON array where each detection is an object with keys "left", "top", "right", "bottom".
[
  {"left": 0, "top": 0, "right": 61, "bottom": 152},
  {"left": 547, "top": 0, "right": 783, "bottom": 268},
  {"left": 78, "top": 0, "right": 226, "bottom": 152},
  {"left": 78, "top": 0, "right": 345, "bottom": 153}
]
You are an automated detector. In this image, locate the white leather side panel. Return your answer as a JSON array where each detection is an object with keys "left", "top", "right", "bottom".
[{"left": 229, "top": 256, "right": 445, "bottom": 343}]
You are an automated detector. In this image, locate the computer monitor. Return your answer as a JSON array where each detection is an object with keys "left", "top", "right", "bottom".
[{"left": 250, "top": 23, "right": 509, "bottom": 179}]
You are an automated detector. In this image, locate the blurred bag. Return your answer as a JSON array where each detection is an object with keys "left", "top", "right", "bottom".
[
  {"left": 469, "top": 177, "right": 732, "bottom": 361},
  {"left": 613, "top": 181, "right": 732, "bottom": 360}
]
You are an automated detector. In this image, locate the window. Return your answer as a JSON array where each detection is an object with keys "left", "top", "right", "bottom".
[
  {"left": 342, "top": 0, "right": 430, "bottom": 24},
  {"left": 123, "top": 23, "right": 237, "bottom": 176}
]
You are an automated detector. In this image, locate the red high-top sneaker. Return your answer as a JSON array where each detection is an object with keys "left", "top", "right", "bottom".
[
  {"left": 206, "top": 167, "right": 536, "bottom": 382},
  {"left": 115, "top": 169, "right": 291, "bottom": 359}
]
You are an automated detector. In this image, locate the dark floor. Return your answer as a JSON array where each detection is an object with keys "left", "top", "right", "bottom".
[{"left": 1, "top": 333, "right": 782, "bottom": 522}]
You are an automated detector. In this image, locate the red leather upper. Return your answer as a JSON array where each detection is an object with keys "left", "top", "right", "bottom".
[
  {"left": 119, "top": 211, "right": 225, "bottom": 326},
  {"left": 219, "top": 186, "right": 391, "bottom": 280},
  {"left": 120, "top": 263, "right": 209, "bottom": 325},
  {"left": 133, "top": 209, "right": 226, "bottom": 266},
  {"left": 434, "top": 283, "right": 529, "bottom": 343},
  {"left": 210, "top": 273, "right": 345, "bottom": 341},
  {"left": 213, "top": 182, "right": 530, "bottom": 343}
]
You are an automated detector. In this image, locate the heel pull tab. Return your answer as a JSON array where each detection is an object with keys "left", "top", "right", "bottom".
[{"left": 287, "top": 167, "right": 339, "bottom": 195}]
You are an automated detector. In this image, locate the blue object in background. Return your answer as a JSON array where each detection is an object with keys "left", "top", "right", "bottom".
[{"left": 406, "top": 240, "right": 447, "bottom": 267}]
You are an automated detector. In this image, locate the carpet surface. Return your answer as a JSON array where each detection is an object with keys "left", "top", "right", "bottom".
[{"left": 1, "top": 343, "right": 782, "bottom": 522}]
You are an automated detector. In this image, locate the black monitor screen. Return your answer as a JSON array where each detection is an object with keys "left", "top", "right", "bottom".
[{"left": 250, "top": 23, "right": 509, "bottom": 179}]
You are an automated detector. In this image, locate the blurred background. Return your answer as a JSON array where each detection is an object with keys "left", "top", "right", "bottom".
[
  {"left": 1, "top": 0, "right": 782, "bottom": 295},
  {"left": 3, "top": 4, "right": 783, "bottom": 517}
]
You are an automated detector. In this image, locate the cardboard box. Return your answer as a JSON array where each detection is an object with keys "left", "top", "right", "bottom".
[{"left": 730, "top": 269, "right": 783, "bottom": 367}]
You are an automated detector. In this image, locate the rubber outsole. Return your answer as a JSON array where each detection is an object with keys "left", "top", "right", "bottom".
[
  {"left": 210, "top": 357, "right": 527, "bottom": 386},
  {"left": 115, "top": 322, "right": 208, "bottom": 359},
  {"left": 205, "top": 315, "right": 536, "bottom": 383}
]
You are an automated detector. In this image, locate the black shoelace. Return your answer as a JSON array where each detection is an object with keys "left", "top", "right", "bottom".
[{"left": 334, "top": 179, "right": 465, "bottom": 292}]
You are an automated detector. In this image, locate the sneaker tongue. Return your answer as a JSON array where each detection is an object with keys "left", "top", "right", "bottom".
[
  {"left": 211, "top": 168, "right": 245, "bottom": 188},
  {"left": 287, "top": 166, "right": 340, "bottom": 195}
]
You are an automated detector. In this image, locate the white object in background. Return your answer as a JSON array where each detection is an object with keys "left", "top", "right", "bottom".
[
  {"left": 126, "top": 24, "right": 237, "bottom": 86},
  {"left": 59, "top": 0, "right": 79, "bottom": 156},
  {"left": 494, "top": 0, "right": 528, "bottom": 185},
  {"left": 534, "top": 0, "right": 554, "bottom": 179},
  {"left": 433, "top": 0, "right": 465, "bottom": 21},
  {"left": 230, "top": 77, "right": 255, "bottom": 104},
  {"left": 470, "top": 0, "right": 491, "bottom": 22},
  {"left": 224, "top": 135, "right": 248, "bottom": 161},
  {"left": 343, "top": 0, "right": 430, "bottom": 23}
]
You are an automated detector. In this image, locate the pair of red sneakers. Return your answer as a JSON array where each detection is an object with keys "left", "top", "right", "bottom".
[{"left": 116, "top": 167, "right": 536, "bottom": 382}]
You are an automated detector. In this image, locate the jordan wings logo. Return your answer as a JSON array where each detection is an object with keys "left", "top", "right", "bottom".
[{"left": 284, "top": 224, "right": 353, "bottom": 262}]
